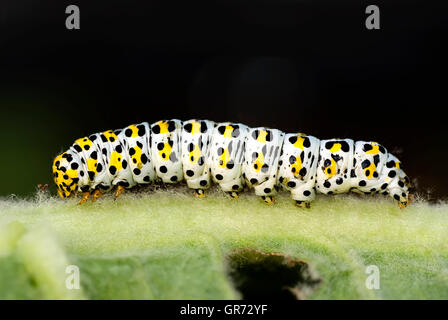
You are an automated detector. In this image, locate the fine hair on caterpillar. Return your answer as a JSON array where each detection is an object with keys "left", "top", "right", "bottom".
[{"left": 52, "top": 119, "right": 412, "bottom": 208}]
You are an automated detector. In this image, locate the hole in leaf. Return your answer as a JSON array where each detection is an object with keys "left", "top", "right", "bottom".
[{"left": 227, "top": 248, "right": 322, "bottom": 300}]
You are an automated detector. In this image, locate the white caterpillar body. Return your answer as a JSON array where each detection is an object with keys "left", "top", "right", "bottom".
[{"left": 52, "top": 119, "right": 411, "bottom": 208}]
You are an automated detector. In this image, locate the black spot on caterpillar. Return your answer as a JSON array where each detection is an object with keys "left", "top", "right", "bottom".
[{"left": 52, "top": 119, "right": 411, "bottom": 208}]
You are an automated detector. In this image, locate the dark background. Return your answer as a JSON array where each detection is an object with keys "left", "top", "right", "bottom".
[{"left": 0, "top": 0, "right": 446, "bottom": 199}]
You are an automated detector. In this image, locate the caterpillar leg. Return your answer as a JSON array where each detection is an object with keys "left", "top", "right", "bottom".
[
  {"left": 295, "top": 200, "right": 311, "bottom": 209},
  {"left": 397, "top": 192, "right": 414, "bottom": 209},
  {"left": 114, "top": 185, "right": 126, "bottom": 199},
  {"left": 398, "top": 195, "right": 410, "bottom": 209},
  {"left": 391, "top": 189, "right": 410, "bottom": 209},
  {"left": 193, "top": 189, "right": 205, "bottom": 198},
  {"left": 227, "top": 191, "right": 239, "bottom": 199},
  {"left": 92, "top": 189, "right": 103, "bottom": 203},
  {"left": 79, "top": 192, "right": 90, "bottom": 205},
  {"left": 261, "top": 195, "right": 274, "bottom": 205},
  {"left": 398, "top": 193, "right": 414, "bottom": 209},
  {"left": 398, "top": 201, "right": 408, "bottom": 209}
]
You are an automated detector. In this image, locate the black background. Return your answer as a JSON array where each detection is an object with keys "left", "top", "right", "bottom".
[{"left": 0, "top": 0, "right": 446, "bottom": 198}]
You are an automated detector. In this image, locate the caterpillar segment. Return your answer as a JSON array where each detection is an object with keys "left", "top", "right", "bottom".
[
  {"left": 151, "top": 120, "right": 183, "bottom": 185},
  {"left": 315, "top": 139, "right": 355, "bottom": 196},
  {"left": 208, "top": 123, "right": 249, "bottom": 199},
  {"left": 243, "top": 127, "right": 285, "bottom": 204},
  {"left": 52, "top": 119, "right": 411, "bottom": 208},
  {"left": 278, "top": 133, "right": 320, "bottom": 207},
  {"left": 181, "top": 120, "right": 215, "bottom": 198}
]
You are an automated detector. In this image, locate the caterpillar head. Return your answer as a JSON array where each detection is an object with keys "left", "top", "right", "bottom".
[
  {"left": 384, "top": 154, "right": 411, "bottom": 208},
  {"left": 52, "top": 151, "right": 81, "bottom": 199}
]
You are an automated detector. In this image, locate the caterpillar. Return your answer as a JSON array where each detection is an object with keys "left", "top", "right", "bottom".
[{"left": 52, "top": 119, "right": 411, "bottom": 208}]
